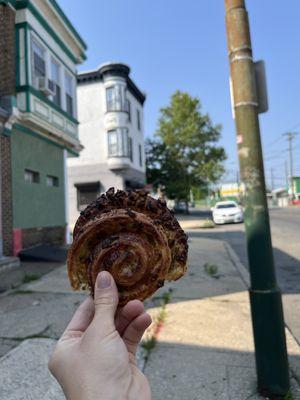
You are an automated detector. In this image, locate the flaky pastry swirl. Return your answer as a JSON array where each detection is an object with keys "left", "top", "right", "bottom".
[{"left": 68, "top": 188, "right": 188, "bottom": 305}]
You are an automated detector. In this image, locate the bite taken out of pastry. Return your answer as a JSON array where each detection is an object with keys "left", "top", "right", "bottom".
[{"left": 67, "top": 188, "right": 188, "bottom": 306}]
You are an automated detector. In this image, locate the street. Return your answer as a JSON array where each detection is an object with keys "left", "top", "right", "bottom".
[{"left": 187, "top": 207, "right": 300, "bottom": 344}]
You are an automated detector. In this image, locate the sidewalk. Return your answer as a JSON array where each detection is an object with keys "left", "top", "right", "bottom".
[
  {"left": 0, "top": 231, "right": 299, "bottom": 399},
  {"left": 143, "top": 233, "right": 300, "bottom": 399}
]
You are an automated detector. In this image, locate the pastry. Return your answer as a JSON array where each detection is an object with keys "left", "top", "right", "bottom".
[{"left": 67, "top": 188, "right": 188, "bottom": 306}]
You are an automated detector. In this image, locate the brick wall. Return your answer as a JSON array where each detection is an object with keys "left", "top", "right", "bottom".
[
  {"left": 1, "top": 135, "right": 13, "bottom": 255},
  {"left": 22, "top": 226, "right": 66, "bottom": 249},
  {"left": 0, "top": 4, "right": 16, "bottom": 96},
  {"left": 0, "top": 3, "right": 16, "bottom": 256}
]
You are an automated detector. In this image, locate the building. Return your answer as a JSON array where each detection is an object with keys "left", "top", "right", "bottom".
[
  {"left": 0, "top": 0, "right": 86, "bottom": 255},
  {"left": 67, "top": 62, "right": 146, "bottom": 230}
]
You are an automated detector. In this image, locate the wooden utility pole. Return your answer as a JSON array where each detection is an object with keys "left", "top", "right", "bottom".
[{"left": 224, "top": 0, "right": 290, "bottom": 397}]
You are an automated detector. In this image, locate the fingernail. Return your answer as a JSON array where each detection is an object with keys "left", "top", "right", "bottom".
[{"left": 97, "top": 271, "right": 111, "bottom": 289}]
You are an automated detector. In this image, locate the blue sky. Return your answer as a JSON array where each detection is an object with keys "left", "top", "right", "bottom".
[{"left": 59, "top": 0, "right": 300, "bottom": 188}]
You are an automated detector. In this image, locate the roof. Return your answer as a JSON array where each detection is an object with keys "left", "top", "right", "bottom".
[{"left": 78, "top": 62, "right": 146, "bottom": 105}]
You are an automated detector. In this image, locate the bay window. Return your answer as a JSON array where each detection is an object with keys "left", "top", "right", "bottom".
[
  {"left": 126, "top": 98, "right": 131, "bottom": 121},
  {"left": 51, "top": 59, "right": 61, "bottom": 107},
  {"left": 32, "top": 40, "right": 46, "bottom": 84},
  {"left": 106, "top": 85, "right": 126, "bottom": 112},
  {"left": 65, "top": 73, "right": 74, "bottom": 116},
  {"left": 108, "top": 128, "right": 131, "bottom": 157},
  {"left": 136, "top": 109, "right": 141, "bottom": 130}
]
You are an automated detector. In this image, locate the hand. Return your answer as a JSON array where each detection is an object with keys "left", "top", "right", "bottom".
[{"left": 48, "top": 271, "right": 152, "bottom": 400}]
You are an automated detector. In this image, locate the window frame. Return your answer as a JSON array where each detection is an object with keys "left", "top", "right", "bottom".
[
  {"left": 31, "top": 37, "right": 47, "bottom": 87},
  {"left": 107, "top": 128, "right": 130, "bottom": 158},
  {"left": 50, "top": 57, "right": 61, "bottom": 107},
  {"left": 75, "top": 182, "right": 101, "bottom": 211},
  {"left": 126, "top": 98, "right": 131, "bottom": 122},
  {"left": 24, "top": 169, "right": 40, "bottom": 184},
  {"left": 46, "top": 175, "right": 59, "bottom": 187},
  {"left": 129, "top": 137, "right": 133, "bottom": 162},
  {"left": 136, "top": 109, "right": 141, "bottom": 131},
  {"left": 105, "top": 85, "right": 126, "bottom": 112},
  {"left": 138, "top": 144, "right": 143, "bottom": 167},
  {"left": 65, "top": 72, "right": 74, "bottom": 116}
]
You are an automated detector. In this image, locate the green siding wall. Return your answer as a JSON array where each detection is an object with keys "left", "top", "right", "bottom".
[{"left": 11, "top": 126, "right": 66, "bottom": 229}]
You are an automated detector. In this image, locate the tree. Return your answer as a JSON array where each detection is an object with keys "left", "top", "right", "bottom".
[{"left": 146, "top": 90, "right": 226, "bottom": 211}]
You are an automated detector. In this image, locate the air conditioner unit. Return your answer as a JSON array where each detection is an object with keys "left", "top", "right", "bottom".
[{"left": 38, "top": 77, "right": 56, "bottom": 96}]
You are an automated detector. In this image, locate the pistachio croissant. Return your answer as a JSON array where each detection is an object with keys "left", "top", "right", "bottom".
[{"left": 67, "top": 188, "right": 188, "bottom": 306}]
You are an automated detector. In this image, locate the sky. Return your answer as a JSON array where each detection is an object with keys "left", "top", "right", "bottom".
[{"left": 59, "top": 0, "right": 300, "bottom": 189}]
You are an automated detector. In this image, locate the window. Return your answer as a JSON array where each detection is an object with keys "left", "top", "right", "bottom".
[
  {"left": 51, "top": 59, "right": 61, "bottom": 107},
  {"left": 107, "top": 128, "right": 129, "bottom": 157},
  {"left": 76, "top": 182, "right": 100, "bottom": 211},
  {"left": 129, "top": 137, "right": 133, "bottom": 162},
  {"left": 46, "top": 175, "right": 59, "bottom": 187},
  {"left": 65, "top": 73, "right": 74, "bottom": 116},
  {"left": 136, "top": 109, "right": 141, "bottom": 130},
  {"left": 106, "top": 85, "right": 126, "bottom": 112},
  {"left": 126, "top": 99, "right": 131, "bottom": 122},
  {"left": 106, "top": 87, "right": 114, "bottom": 111},
  {"left": 138, "top": 144, "right": 143, "bottom": 166},
  {"left": 24, "top": 169, "right": 40, "bottom": 183},
  {"left": 32, "top": 40, "right": 46, "bottom": 82}
]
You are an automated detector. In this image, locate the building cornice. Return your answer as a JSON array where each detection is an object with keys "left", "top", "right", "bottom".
[
  {"left": 78, "top": 63, "right": 146, "bottom": 105},
  {"left": 15, "top": 0, "right": 87, "bottom": 63},
  {"left": 47, "top": 0, "right": 87, "bottom": 50}
]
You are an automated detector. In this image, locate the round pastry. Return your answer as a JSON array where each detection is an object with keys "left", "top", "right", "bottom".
[{"left": 67, "top": 188, "right": 188, "bottom": 306}]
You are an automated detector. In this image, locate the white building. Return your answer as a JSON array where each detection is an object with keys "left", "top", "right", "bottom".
[{"left": 67, "top": 62, "right": 146, "bottom": 230}]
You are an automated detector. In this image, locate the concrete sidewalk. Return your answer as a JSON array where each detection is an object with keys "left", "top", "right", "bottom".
[
  {"left": 143, "top": 234, "right": 300, "bottom": 399},
  {"left": 0, "top": 232, "right": 300, "bottom": 399}
]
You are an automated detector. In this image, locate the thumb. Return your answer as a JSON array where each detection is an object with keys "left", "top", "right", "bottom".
[{"left": 91, "top": 271, "right": 119, "bottom": 333}]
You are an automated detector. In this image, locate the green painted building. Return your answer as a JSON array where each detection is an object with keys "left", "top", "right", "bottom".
[{"left": 0, "top": 0, "right": 86, "bottom": 254}]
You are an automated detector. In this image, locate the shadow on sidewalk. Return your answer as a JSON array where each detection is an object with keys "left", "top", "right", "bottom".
[
  {"left": 144, "top": 341, "right": 300, "bottom": 400},
  {"left": 187, "top": 230, "right": 300, "bottom": 295}
]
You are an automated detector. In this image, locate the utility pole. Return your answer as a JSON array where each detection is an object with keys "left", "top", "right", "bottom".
[
  {"left": 270, "top": 168, "right": 274, "bottom": 191},
  {"left": 224, "top": 1, "right": 289, "bottom": 397},
  {"left": 283, "top": 132, "right": 298, "bottom": 200},
  {"left": 285, "top": 160, "right": 289, "bottom": 189}
]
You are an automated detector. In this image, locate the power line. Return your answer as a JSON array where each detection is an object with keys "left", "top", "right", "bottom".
[
  {"left": 263, "top": 121, "right": 300, "bottom": 153},
  {"left": 283, "top": 132, "right": 299, "bottom": 199}
]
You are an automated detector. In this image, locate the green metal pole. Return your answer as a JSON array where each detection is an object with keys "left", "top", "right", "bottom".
[{"left": 224, "top": 0, "right": 290, "bottom": 397}]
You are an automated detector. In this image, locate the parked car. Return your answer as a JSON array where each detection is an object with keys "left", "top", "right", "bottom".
[{"left": 211, "top": 201, "right": 243, "bottom": 224}]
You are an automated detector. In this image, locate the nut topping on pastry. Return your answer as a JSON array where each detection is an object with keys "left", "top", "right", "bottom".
[{"left": 67, "top": 188, "right": 188, "bottom": 305}]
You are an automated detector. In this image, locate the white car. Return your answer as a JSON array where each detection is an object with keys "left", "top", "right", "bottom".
[{"left": 211, "top": 201, "right": 244, "bottom": 224}]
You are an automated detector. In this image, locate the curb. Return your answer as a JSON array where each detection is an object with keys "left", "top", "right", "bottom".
[
  {"left": 223, "top": 241, "right": 250, "bottom": 288},
  {"left": 223, "top": 240, "right": 300, "bottom": 388}
]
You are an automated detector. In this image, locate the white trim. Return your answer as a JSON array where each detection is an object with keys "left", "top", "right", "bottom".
[
  {"left": 45, "top": 0, "right": 86, "bottom": 53},
  {"left": 18, "top": 8, "right": 77, "bottom": 73},
  {"left": 19, "top": 28, "right": 26, "bottom": 85}
]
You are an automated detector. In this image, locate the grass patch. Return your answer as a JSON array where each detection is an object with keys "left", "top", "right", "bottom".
[
  {"left": 141, "top": 288, "right": 173, "bottom": 362},
  {"left": 203, "top": 262, "right": 219, "bottom": 278},
  {"left": 284, "top": 391, "right": 294, "bottom": 400},
  {"left": 22, "top": 273, "right": 41, "bottom": 284}
]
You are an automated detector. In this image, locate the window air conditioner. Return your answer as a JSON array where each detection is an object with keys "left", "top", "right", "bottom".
[{"left": 38, "top": 77, "right": 56, "bottom": 96}]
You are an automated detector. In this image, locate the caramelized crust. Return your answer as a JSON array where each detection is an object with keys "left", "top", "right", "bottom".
[{"left": 68, "top": 188, "right": 188, "bottom": 305}]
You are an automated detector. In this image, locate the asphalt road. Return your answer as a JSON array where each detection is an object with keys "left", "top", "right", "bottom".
[{"left": 188, "top": 207, "right": 300, "bottom": 344}]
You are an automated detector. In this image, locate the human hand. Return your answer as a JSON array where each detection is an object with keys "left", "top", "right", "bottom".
[{"left": 48, "top": 271, "right": 152, "bottom": 400}]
